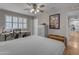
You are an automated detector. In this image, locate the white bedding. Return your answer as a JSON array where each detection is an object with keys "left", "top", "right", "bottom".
[{"left": 0, "top": 35, "right": 65, "bottom": 55}]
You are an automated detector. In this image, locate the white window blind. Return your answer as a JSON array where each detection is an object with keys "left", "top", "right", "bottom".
[
  {"left": 5, "top": 16, "right": 12, "bottom": 29},
  {"left": 5, "top": 15, "right": 27, "bottom": 29},
  {"left": 13, "top": 16, "right": 18, "bottom": 29}
]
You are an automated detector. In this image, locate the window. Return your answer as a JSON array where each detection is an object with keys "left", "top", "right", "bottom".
[
  {"left": 5, "top": 15, "right": 27, "bottom": 29},
  {"left": 23, "top": 18, "right": 27, "bottom": 28},
  {"left": 18, "top": 18, "right": 27, "bottom": 29},
  {"left": 5, "top": 16, "right": 12, "bottom": 29},
  {"left": 18, "top": 17, "right": 23, "bottom": 29},
  {"left": 13, "top": 16, "right": 18, "bottom": 29}
]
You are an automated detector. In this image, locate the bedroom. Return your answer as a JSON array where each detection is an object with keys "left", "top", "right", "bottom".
[{"left": 0, "top": 3, "right": 79, "bottom": 55}]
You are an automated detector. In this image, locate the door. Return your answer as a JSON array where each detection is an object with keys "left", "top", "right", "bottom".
[{"left": 68, "top": 18, "right": 79, "bottom": 48}]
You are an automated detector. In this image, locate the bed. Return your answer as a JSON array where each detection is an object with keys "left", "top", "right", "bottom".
[{"left": 0, "top": 35, "right": 65, "bottom": 55}]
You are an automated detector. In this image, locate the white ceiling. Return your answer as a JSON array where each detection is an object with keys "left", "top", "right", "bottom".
[{"left": 0, "top": 3, "right": 79, "bottom": 16}]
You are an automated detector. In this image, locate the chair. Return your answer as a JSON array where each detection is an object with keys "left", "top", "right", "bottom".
[
  {"left": 13, "top": 29, "right": 21, "bottom": 39},
  {"left": 0, "top": 33, "right": 5, "bottom": 41}
]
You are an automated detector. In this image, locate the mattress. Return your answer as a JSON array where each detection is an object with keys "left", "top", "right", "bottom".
[{"left": 0, "top": 35, "right": 65, "bottom": 55}]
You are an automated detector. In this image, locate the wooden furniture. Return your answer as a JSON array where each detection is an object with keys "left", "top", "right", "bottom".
[{"left": 48, "top": 34, "right": 65, "bottom": 42}]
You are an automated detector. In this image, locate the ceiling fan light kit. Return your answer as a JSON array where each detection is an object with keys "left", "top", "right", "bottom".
[
  {"left": 30, "top": 8, "right": 40, "bottom": 14},
  {"left": 30, "top": 9, "right": 34, "bottom": 12},
  {"left": 24, "top": 3, "right": 45, "bottom": 14}
]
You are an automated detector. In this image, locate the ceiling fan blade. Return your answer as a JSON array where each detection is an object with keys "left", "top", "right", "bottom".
[
  {"left": 26, "top": 3, "right": 32, "bottom": 6},
  {"left": 40, "top": 10, "right": 44, "bottom": 13},
  {"left": 26, "top": 3, "right": 36, "bottom": 6},
  {"left": 40, "top": 5, "right": 45, "bottom": 8},
  {"left": 24, "top": 8, "right": 30, "bottom": 10}
]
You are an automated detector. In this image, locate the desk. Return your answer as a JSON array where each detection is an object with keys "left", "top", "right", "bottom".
[
  {"left": 0, "top": 31, "right": 31, "bottom": 41},
  {"left": 13, "top": 31, "right": 31, "bottom": 38},
  {"left": 21, "top": 31, "right": 31, "bottom": 37}
]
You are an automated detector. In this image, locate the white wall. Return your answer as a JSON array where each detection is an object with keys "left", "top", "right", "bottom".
[
  {"left": 37, "top": 7, "right": 79, "bottom": 37},
  {"left": 33, "top": 18, "right": 38, "bottom": 35}
]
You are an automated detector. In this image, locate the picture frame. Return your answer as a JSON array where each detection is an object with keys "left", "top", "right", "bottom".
[{"left": 49, "top": 14, "right": 60, "bottom": 29}]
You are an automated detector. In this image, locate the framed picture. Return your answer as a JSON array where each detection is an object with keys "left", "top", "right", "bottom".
[{"left": 49, "top": 14, "right": 60, "bottom": 29}]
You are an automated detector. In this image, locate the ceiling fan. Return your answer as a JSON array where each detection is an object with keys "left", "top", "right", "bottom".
[{"left": 24, "top": 3, "right": 45, "bottom": 14}]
